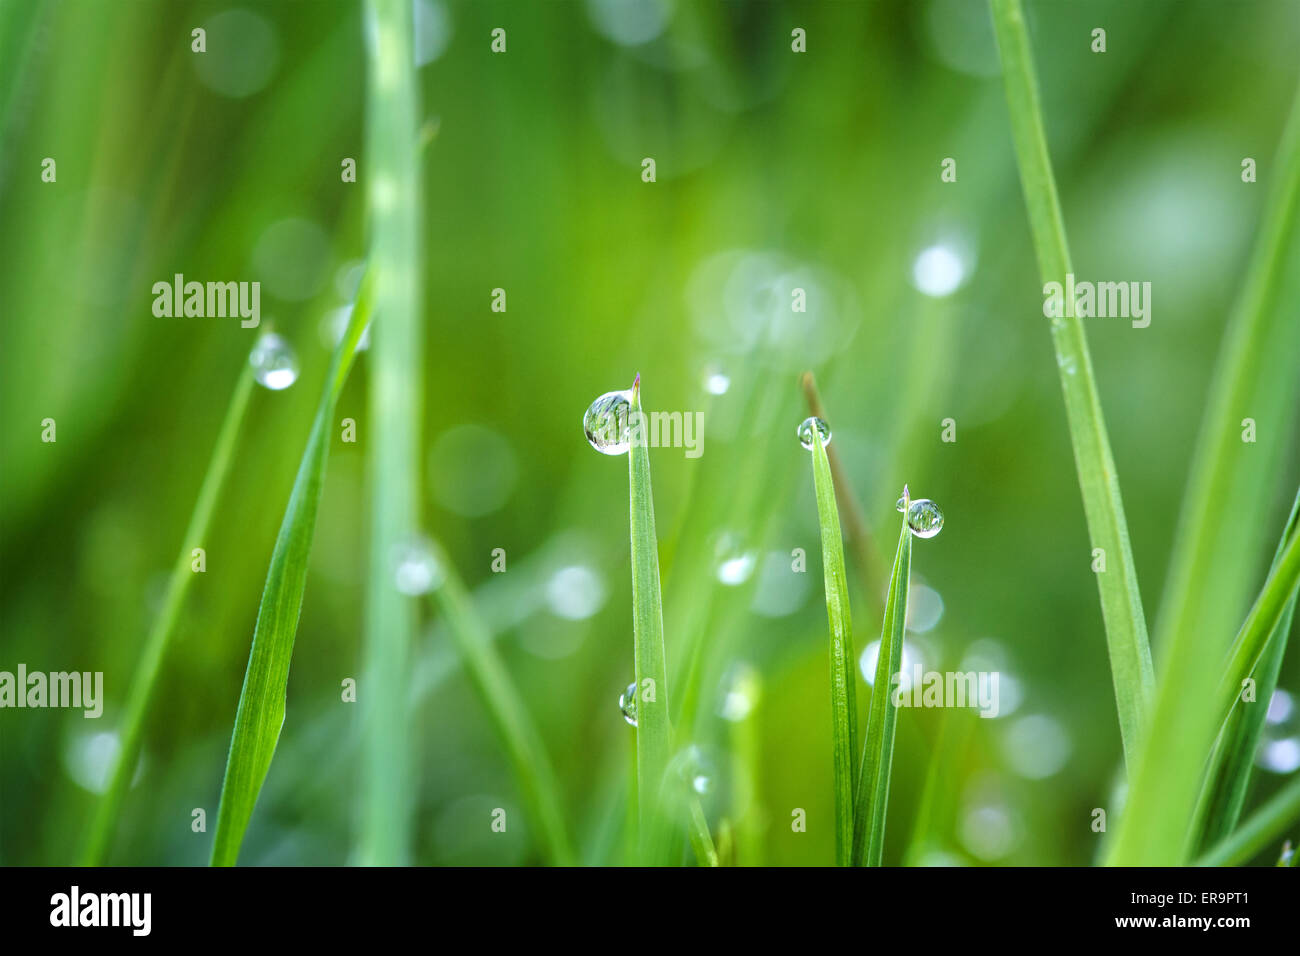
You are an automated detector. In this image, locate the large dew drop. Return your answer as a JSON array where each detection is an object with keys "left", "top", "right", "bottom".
[
  {"left": 797, "top": 416, "right": 831, "bottom": 450},
  {"left": 584, "top": 390, "right": 633, "bottom": 455},
  {"left": 249, "top": 332, "right": 299, "bottom": 390},
  {"left": 906, "top": 499, "right": 944, "bottom": 539},
  {"left": 619, "top": 682, "right": 637, "bottom": 727}
]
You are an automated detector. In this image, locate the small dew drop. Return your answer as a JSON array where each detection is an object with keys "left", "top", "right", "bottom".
[
  {"left": 907, "top": 499, "right": 945, "bottom": 539},
  {"left": 584, "top": 389, "right": 633, "bottom": 455},
  {"left": 797, "top": 416, "right": 831, "bottom": 450},
  {"left": 392, "top": 536, "right": 443, "bottom": 595},
  {"left": 619, "top": 682, "right": 637, "bottom": 727},
  {"left": 249, "top": 332, "right": 299, "bottom": 390}
]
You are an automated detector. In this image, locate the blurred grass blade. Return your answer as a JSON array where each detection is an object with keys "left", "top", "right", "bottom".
[
  {"left": 358, "top": 0, "right": 423, "bottom": 866},
  {"left": 990, "top": 0, "right": 1154, "bottom": 771},
  {"left": 209, "top": 277, "right": 373, "bottom": 867},
  {"left": 425, "top": 541, "right": 576, "bottom": 865},
  {"left": 1196, "top": 488, "right": 1300, "bottom": 848},
  {"left": 853, "top": 496, "right": 911, "bottom": 867},
  {"left": 82, "top": 358, "right": 255, "bottom": 865},
  {"left": 628, "top": 375, "right": 673, "bottom": 862},
  {"left": 1120, "top": 85, "right": 1300, "bottom": 865},
  {"left": 1197, "top": 772, "right": 1300, "bottom": 866},
  {"left": 1155, "top": 84, "right": 1300, "bottom": 680},
  {"left": 807, "top": 424, "right": 858, "bottom": 866}
]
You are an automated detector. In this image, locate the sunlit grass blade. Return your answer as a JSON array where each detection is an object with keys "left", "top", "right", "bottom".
[
  {"left": 806, "top": 419, "right": 857, "bottom": 866},
  {"left": 209, "top": 276, "right": 373, "bottom": 867},
  {"left": 990, "top": 0, "right": 1154, "bottom": 772},
  {"left": 424, "top": 541, "right": 576, "bottom": 865},
  {"left": 81, "top": 357, "right": 255, "bottom": 865},
  {"left": 853, "top": 495, "right": 911, "bottom": 867},
  {"left": 1196, "top": 488, "right": 1300, "bottom": 848},
  {"left": 358, "top": 0, "right": 423, "bottom": 866},
  {"left": 628, "top": 375, "right": 673, "bottom": 862},
  {"left": 1197, "top": 772, "right": 1300, "bottom": 866}
]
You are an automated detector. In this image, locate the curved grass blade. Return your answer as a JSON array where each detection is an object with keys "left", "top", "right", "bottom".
[
  {"left": 209, "top": 275, "right": 374, "bottom": 867},
  {"left": 990, "top": 0, "right": 1154, "bottom": 772},
  {"left": 358, "top": 0, "right": 425, "bottom": 866},
  {"left": 1196, "top": 488, "right": 1300, "bottom": 848},
  {"left": 853, "top": 494, "right": 911, "bottom": 867},
  {"left": 628, "top": 375, "right": 673, "bottom": 862},
  {"left": 82, "top": 357, "right": 255, "bottom": 865},
  {"left": 1197, "top": 772, "right": 1300, "bottom": 866},
  {"left": 807, "top": 426, "right": 858, "bottom": 866},
  {"left": 425, "top": 541, "right": 576, "bottom": 865}
]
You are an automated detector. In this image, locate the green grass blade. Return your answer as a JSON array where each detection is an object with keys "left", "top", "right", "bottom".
[
  {"left": 990, "top": 0, "right": 1154, "bottom": 771},
  {"left": 82, "top": 357, "right": 255, "bottom": 865},
  {"left": 1116, "top": 497, "right": 1300, "bottom": 864},
  {"left": 1196, "top": 488, "right": 1300, "bottom": 847},
  {"left": 1154, "top": 85, "right": 1300, "bottom": 683},
  {"left": 425, "top": 541, "right": 576, "bottom": 865},
  {"left": 1197, "top": 773, "right": 1300, "bottom": 867},
  {"left": 628, "top": 375, "right": 673, "bottom": 861},
  {"left": 853, "top": 501, "right": 910, "bottom": 867},
  {"left": 358, "top": 0, "right": 424, "bottom": 866},
  {"left": 807, "top": 427, "right": 858, "bottom": 866},
  {"left": 209, "top": 278, "right": 374, "bottom": 867},
  {"left": 1116, "top": 85, "right": 1300, "bottom": 867}
]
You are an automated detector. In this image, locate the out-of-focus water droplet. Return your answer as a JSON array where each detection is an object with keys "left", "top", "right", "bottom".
[
  {"left": 958, "top": 776, "right": 1022, "bottom": 861},
  {"left": 619, "top": 682, "right": 638, "bottom": 726},
  {"left": 1257, "top": 689, "right": 1300, "bottom": 773},
  {"left": 718, "top": 663, "right": 760, "bottom": 722},
  {"left": 545, "top": 565, "right": 606, "bottom": 620},
  {"left": 960, "top": 639, "right": 1023, "bottom": 718},
  {"left": 319, "top": 304, "right": 372, "bottom": 352},
  {"left": 797, "top": 416, "right": 830, "bottom": 450},
  {"left": 584, "top": 389, "right": 633, "bottom": 455},
  {"left": 249, "top": 333, "right": 299, "bottom": 390},
  {"left": 716, "top": 552, "right": 756, "bottom": 586},
  {"left": 906, "top": 581, "right": 945, "bottom": 633},
  {"left": 392, "top": 536, "right": 443, "bottom": 595},
  {"left": 907, "top": 499, "right": 944, "bottom": 539},
  {"left": 1001, "top": 714, "right": 1072, "bottom": 779},
  {"left": 63, "top": 730, "right": 128, "bottom": 794},
  {"left": 670, "top": 745, "right": 715, "bottom": 796},
  {"left": 859, "top": 638, "right": 926, "bottom": 689},
  {"left": 703, "top": 364, "right": 731, "bottom": 395},
  {"left": 911, "top": 243, "right": 968, "bottom": 298}
]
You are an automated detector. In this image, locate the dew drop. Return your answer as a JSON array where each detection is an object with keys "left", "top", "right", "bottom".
[
  {"left": 907, "top": 499, "right": 944, "bottom": 539},
  {"left": 1256, "top": 689, "right": 1300, "bottom": 774},
  {"left": 392, "top": 536, "right": 443, "bottom": 595},
  {"left": 249, "top": 332, "right": 299, "bottom": 390},
  {"left": 619, "top": 682, "right": 637, "bottom": 727},
  {"left": 797, "top": 416, "right": 831, "bottom": 450},
  {"left": 584, "top": 389, "right": 633, "bottom": 455}
]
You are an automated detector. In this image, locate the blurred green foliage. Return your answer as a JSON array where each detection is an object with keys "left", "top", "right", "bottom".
[{"left": 1, "top": 0, "right": 1298, "bottom": 866}]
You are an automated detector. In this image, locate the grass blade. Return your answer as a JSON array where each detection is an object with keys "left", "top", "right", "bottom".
[
  {"left": 1197, "top": 773, "right": 1300, "bottom": 867},
  {"left": 990, "top": 0, "right": 1154, "bottom": 771},
  {"left": 425, "top": 541, "right": 576, "bottom": 865},
  {"left": 806, "top": 420, "right": 858, "bottom": 866},
  {"left": 628, "top": 375, "right": 673, "bottom": 861},
  {"left": 358, "top": 0, "right": 424, "bottom": 865},
  {"left": 1119, "top": 87, "right": 1300, "bottom": 865},
  {"left": 1115, "top": 497, "right": 1300, "bottom": 863},
  {"left": 853, "top": 495, "right": 911, "bottom": 867},
  {"left": 1196, "top": 488, "right": 1300, "bottom": 848},
  {"left": 209, "top": 277, "right": 373, "bottom": 867},
  {"left": 82, "top": 357, "right": 255, "bottom": 865}
]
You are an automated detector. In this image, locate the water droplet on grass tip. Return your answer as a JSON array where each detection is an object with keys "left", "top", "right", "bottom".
[
  {"left": 906, "top": 499, "right": 944, "bottom": 539},
  {"left": 249, "top": 333, "right": 299, "bottom": 390},
  {"left": 797, "top": 416, "right": 830, "bottom": 450},
  {"left": 619, "top": 682, "right": 637, "bottom": 726},
  {"left": 584, "top": 389, "right": 633, "bottom": 455}
]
